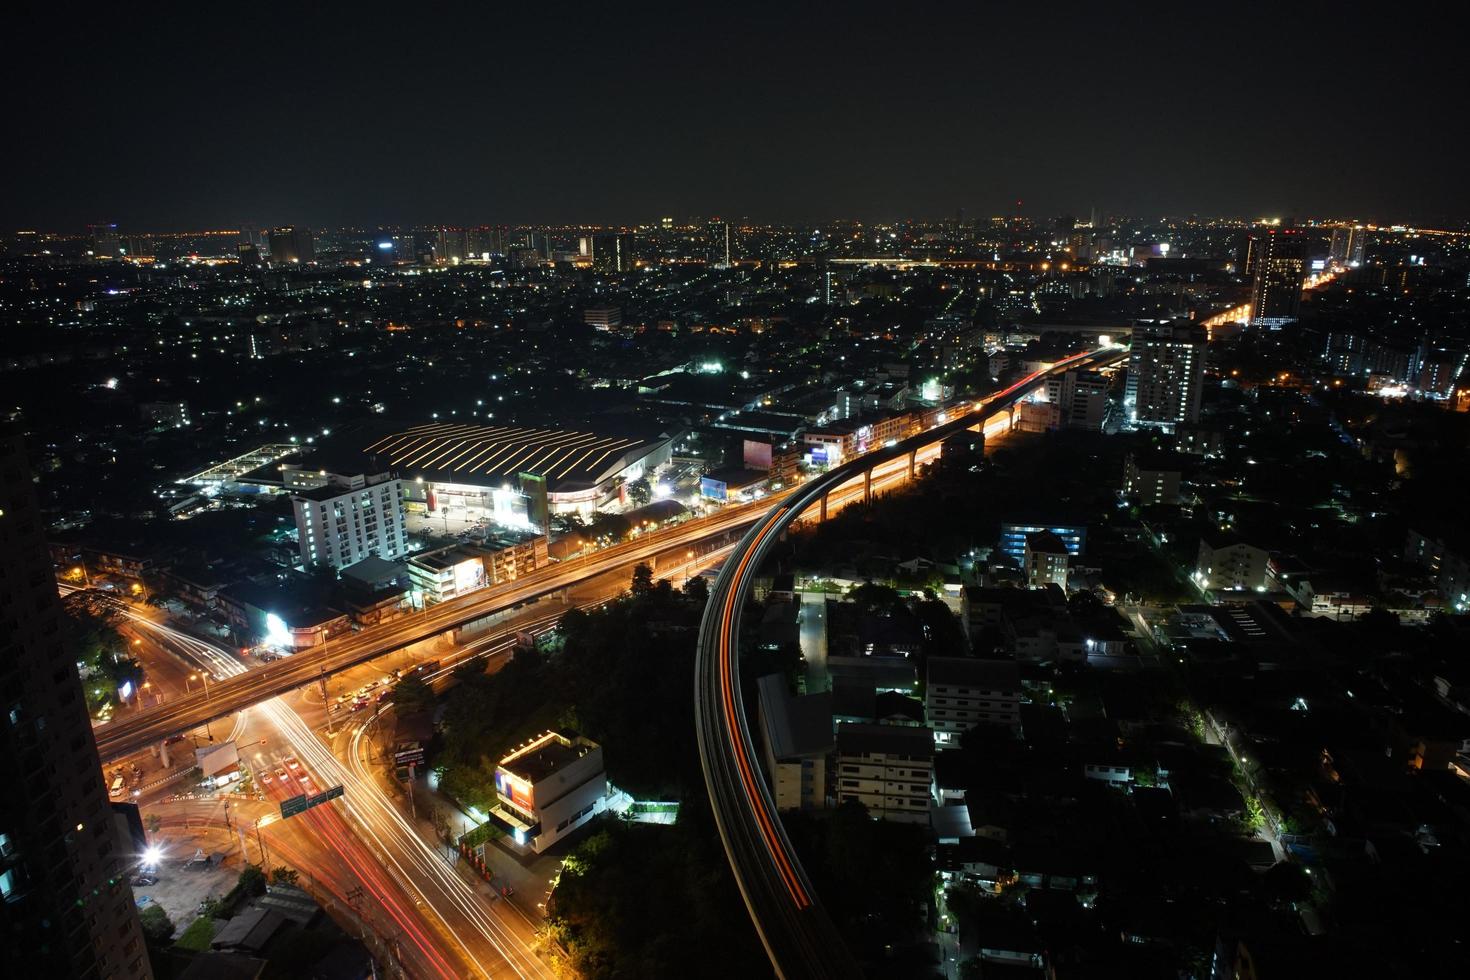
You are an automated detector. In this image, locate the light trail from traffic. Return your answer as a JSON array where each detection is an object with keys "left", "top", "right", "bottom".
[
  {"left": 696, "top": 345, "right": 1126, "bottom": 978},
  {"left": 106, "top": 601, "right": 555, "bottom": 979}
]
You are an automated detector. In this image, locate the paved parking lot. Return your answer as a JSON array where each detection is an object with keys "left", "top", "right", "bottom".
[{"left": 133, "top": 831, "right": 244, "bottom": 938}]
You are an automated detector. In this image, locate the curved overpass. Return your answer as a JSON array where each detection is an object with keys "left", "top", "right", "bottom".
[{"left": 695, "top": 345, "right": 1127, "bottom": 977}]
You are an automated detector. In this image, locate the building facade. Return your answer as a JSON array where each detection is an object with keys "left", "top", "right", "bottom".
[
  {"left": 999, "top": 521, "right": 1086, "bottom": 564},
  {"left": 756, "top": 675, "right": 833, "bottom": 811},
  {"left": 927, "top": 657, "right": 1024, "bottom": 745},
  {"left": 1123, "top": 453, "right": 1183, "bottom": 507},
  {"left": 834, "top": 723, "right": 934, "bottom": 823},
  {"left": 1248, "top": 228, "right": 1306, "bottom": 327},
  {"left": 289, "top": 472, "right": 407, "bottom": 571},
  {"left": 1, "top": 424, "right": 151, "bottom": 979},
  {"left": 1125, "top": 321, "right": 1206, "bottom": 430},
  {"left": 267, "top": 225, "right": 314, "bottom": 265},
  {"left": 1195, "top": 538, "right": 1270, "bottom": 592},
  {"left": 1024, "top": 531, "right": 1071, "bottom": 590},
  {"left": 487, "top": 732, "right": 608, "bottom": 854}
]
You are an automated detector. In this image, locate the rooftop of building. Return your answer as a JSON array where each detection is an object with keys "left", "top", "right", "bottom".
[
  {"left": 500, "top": 731, "right": 597, "bottom": 785},
  {"left": 928, "top": 656, "right": 1023, "bottom": 691},
  {"left": 757, "top": 674, "right": 834, "bottom": 758},
  {"left": 1025, "top": 530, "right": 1071, "bottom": 555},
  {"left": 364, "top": 421, "right": 670, "bottom": 493},
  {"left": 266, "top": 420, "right": 672, "bottom": 495},
  {"left": 835, "top": 720, "right": 934, "bottom": 759}
]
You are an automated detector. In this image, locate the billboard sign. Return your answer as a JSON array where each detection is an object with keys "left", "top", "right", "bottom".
[
  {"left": 495, "top": 770, "right": 535, "bottom": 812},
  {"left": 700, "top": 476, "right": 728, "bottom": 502},
  {"left": 451, "top": 556, "right": 487, "bottom": 597}
]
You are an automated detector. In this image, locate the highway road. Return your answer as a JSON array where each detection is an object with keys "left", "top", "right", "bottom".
[
  {"left": 92, "top": 499, "right": 768, "bottom": 760},
  {"left": 695, "top": 345, "right": 1128, "bottom": 977},
  {"left": 114, "top": 598, "right": 558, "bottom": 978}
]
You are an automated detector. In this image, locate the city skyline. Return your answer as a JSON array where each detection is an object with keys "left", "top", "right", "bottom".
[{"left": 6, "top": 5, "right": 1470, "bottom": 978}]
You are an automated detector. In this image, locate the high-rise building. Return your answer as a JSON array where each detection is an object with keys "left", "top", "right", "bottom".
[
  {"left": 1125, "top": 321, "right": 1206, "bottom": 429},
  {"left": 465, "top": 226, "right": 502, "bottom": 260},
  {"left": 267, "top": 226, "right": 314, "bottom": 265},
  {"left": 0, "top": 423, "right": 151, "bottom": 979},
  {"left": 1248, "top": 229, "right": 1306, "bottom": 326},
  {"left": 87, "top": 223, "right": 120, "bottom": 260},
  {"left": 1328, "top": 225, "right": 1369, "bottom": 267},
  {"left": 288, "top": 470, "right": 407, "bottom": 571},
  {"left": 589, "top": 233, "right": 630, "bottom": 273},
  {"left": 707, "top": 219, "right": 731, "bottom": 267},
  {"left": 433, "top": 227, "right": 467, "bottom": 264},
  {"left": 1043, "top": 369, "right": 1109, "bottom": 430}
]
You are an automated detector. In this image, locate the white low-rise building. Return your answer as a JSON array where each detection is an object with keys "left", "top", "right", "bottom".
[
  {"left": 487, "top": 731, "right": 609, "bottom": 854},
  {"left": 833, "top": 722, "right": 934, "bottom": 823},
  {"left": 927, "top": 657, "right": 1023, "bottom": 745}
]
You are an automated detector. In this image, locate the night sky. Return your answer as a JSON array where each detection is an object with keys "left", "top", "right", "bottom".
[{"left": 5, "top": 2, "right": 1464, "bottom": 230}]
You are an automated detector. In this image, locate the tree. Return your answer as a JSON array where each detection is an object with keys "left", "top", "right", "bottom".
[
  {"left": 626, "top": 477, "right": 652, "bottom": 508},
  {"left": 144, "top": 812, "right": 162, "bottom": 835},
  {"left": 393, "top": 675, "right": 435, "bottom": 716},
  {"left": 630, "top": 562, "right": 654, "bottom": 599},
  {"left": 270, "top": 866, "right": 300, "bottom": 887},
  {"left": 138, "top": 904, "right": 174, "bottom": 943},
  {"left": 847, "top": 581, "right": 902, "bottom": 615},
  {"left": 683, "top": 575, "right": 709, "bottom": 606},
  {"left": 237, "top": 863, "right": 266, "bottom": 897}
]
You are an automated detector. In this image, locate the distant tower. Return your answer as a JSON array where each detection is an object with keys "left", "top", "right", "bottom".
[
  {"left": 1328, "top": 225, "right": 1369, "bottom": 267},
  {"left": 88, "top": 222, "right": 120, "bottom": 259},
  {"left": 268, "top": 226, "right": 315, "bottom": 265},
  {"left": 1248, "top": 228, "right": 1306, "bottom": 327}
]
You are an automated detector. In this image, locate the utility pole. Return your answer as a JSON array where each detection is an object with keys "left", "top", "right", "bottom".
[
  {"left": 318, "top": 666, "right": 331, "bottom": 734},
  {"left": 254, "top": 820, "right": 270, "bottom": 873}
]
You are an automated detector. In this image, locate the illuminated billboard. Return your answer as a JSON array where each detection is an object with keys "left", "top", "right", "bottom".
[
  {"left": 700, "top": 476, "right": 728, "bottom": 502},
  {"left": 495, "top": 770, "right": 535, "bottom": 812},
  {"left": 451, "top": 556, "right": 486, "bottom": 597}
]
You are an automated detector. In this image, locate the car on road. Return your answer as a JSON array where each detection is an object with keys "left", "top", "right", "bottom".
[
  {"left": 260, "top": 770, "right": 273, "bottom": 783},
  {"left": 285, "top": 757, "right": 300, "bottom": 772},
  {"left": 275, "top": 769, "right": 287, "bottom": 782},
  {"left": 130, "top": 874, "right": 158, "bottom": 887}
]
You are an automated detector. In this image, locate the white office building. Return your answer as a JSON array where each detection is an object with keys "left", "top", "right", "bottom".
[
  {"left": 290, "top": 471, "right": 407, "bottom": 571},
  {"left": 927, "top": 657, "right": 1023, "bottom": 745},
  {"left": 833, "top": 722, "right": 934, "bottom": 823}
]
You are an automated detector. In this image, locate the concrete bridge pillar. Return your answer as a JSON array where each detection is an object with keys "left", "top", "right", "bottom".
[
  {"left": 863, "top": 468, "right": 872, "bottom": 504},
  {"left": 908, "top": 448, "right": 917, "bottom": 480}
]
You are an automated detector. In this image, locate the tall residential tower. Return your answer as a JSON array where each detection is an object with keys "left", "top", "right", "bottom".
[
  {"left": 0, "top": 423, "right": 151, "bottom": 978},
  {"left": 1125, "top": 321, "right": 1206, "bottom": 430}
]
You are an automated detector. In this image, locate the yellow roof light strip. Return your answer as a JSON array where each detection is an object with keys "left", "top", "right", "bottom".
[{"left": 562, "top": 439, "right": 640, "bottom": 479}]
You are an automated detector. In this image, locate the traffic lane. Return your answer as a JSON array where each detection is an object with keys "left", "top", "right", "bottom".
[{"left": 94, "top": 513, "right": 761, "bottom": 757}]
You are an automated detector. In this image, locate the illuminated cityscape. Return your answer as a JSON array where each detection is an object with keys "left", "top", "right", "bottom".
[{"left": 3, "top": 5, "right": 1469, "bottom": 980}]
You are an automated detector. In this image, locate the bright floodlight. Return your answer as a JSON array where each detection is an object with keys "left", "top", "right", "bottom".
[
  {"left": 264, "top": 612, "right": 291, "bottom": 649},
  {"left": 142, "top": 846, "right": 162, "bottom": 866}
]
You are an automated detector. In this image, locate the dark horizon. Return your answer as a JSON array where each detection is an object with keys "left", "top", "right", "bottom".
[{"left": 5, "top": 2, "right": 1466, "bottom": 231}]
